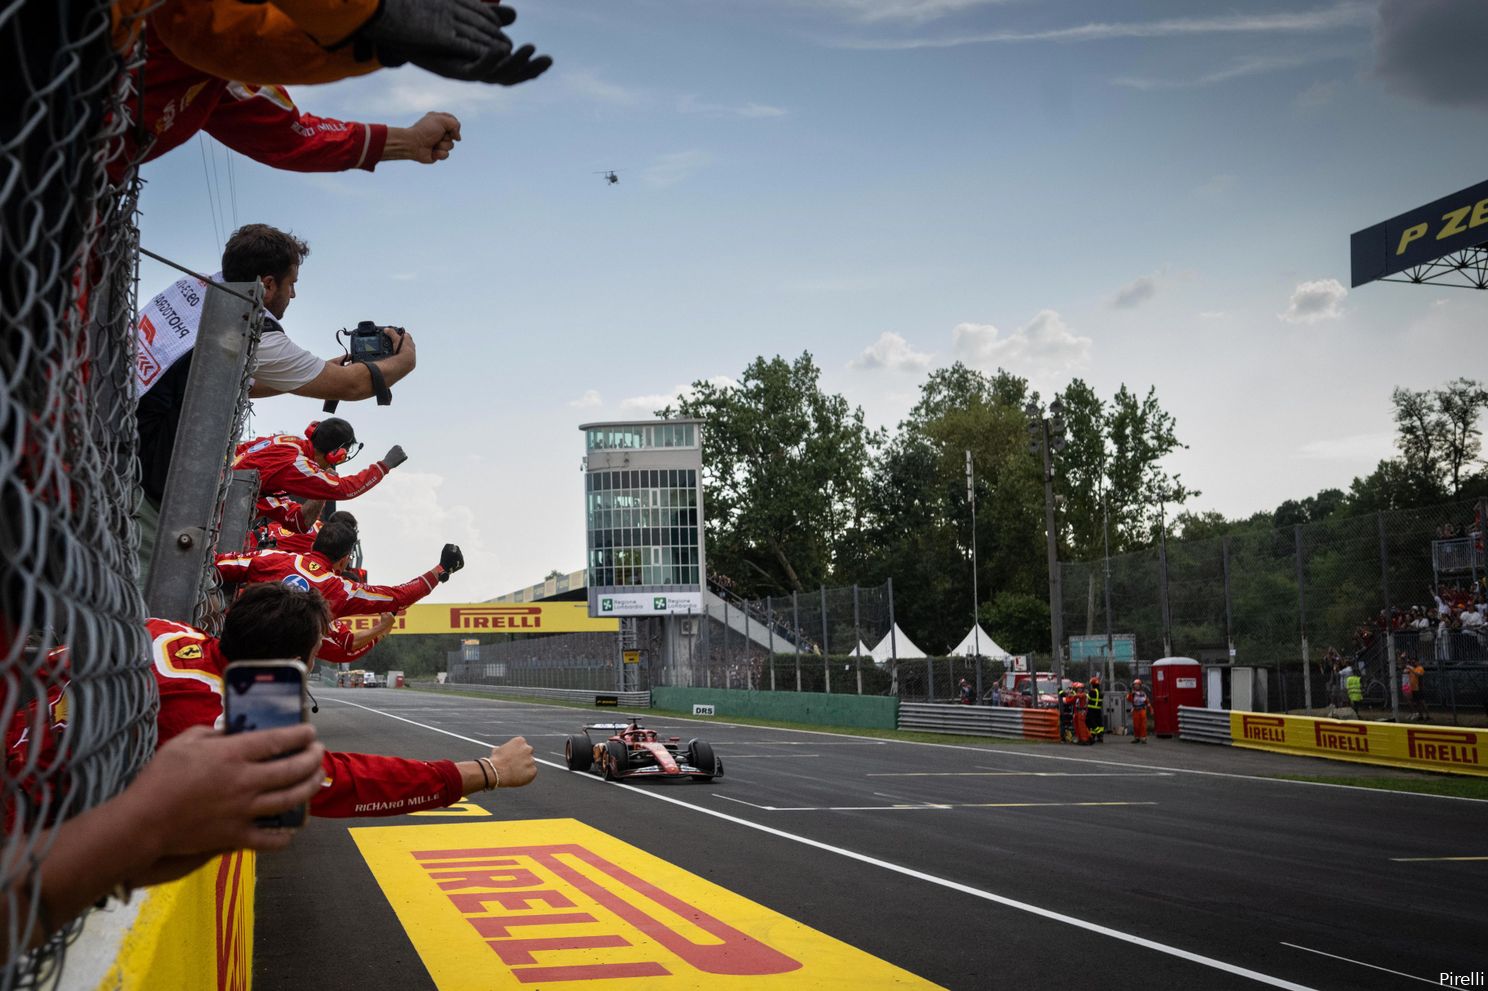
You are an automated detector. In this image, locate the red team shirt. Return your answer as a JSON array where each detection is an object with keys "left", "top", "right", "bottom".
[
  {"left": 214, "top": 547, "right": 441, "bottom": 618},
  {"left": 231, "top": 434, "right": 390, "bottom": 529}
]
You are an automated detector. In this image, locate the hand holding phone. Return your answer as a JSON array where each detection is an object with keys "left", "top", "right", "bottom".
[{"left": 224, "top": 660, "right": 311, "bottom": 828}]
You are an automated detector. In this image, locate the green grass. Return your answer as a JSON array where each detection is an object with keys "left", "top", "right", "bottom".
[
  {"left": 1273, "top": 774, "right": 1488, "bottom": 800},
  {"left": 406, "top": 684, "right": 1045, "bottom": 747}
]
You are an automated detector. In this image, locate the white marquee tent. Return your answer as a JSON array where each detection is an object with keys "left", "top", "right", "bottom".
[
  {"left": 948, "top": 624, "right": 1009, "bottom": 659},
  {"left": 848, "top": 640, "right": 874, "bottom": 658},
  {"left": 870, "top": 624, "right": 926, "bottom": 662}
]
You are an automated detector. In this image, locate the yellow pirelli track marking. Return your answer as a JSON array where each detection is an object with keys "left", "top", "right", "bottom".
[
  {"left": 351, "top": 819, "right": 943, "bottom": 989},
  {"left": 409, "top": 798, "right": 492, "bottom": 818}
]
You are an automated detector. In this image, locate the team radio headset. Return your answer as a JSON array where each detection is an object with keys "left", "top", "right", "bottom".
[{"left": 305, "top": 421, "right": 363, "bottom": 465}]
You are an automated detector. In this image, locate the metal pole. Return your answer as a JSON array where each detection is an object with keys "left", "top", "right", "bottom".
[
  {"left": 793, "top": 590, "right": 802, "bottom": 692},
  {"left": 1222, "top": 536, "right": 1234, "bottom": 661},
  {"left": 1158, "top": 506, "right": 1172, "bottom": 659},
  {"left": 723, "top": 596, "right": 730, "bottom": 689},
  {"left": 743, "top": 600, "right": 752, "bottom": 691},
  {"left": 1040, "top": 420, "right": 1065, "bottom": 681},
  {"left": 145, "top": 282, "right": 262, "bottom": 620},
  {"left": 821, "top": 585, "right": 830, "bottom": 694},
  {"left": 1295, "top": 525, "right": 1313, "bottom": 712},
  {"left": 853, "top": 584, "right": 863, "bottom": 695},
  {"left": 1379, "top": 512, "right": 1401, "bottom": 721},
  {"left": 1102, "top": 489, "right": 1115, "bottom": 710},
  {"left": 967, "top": 450, "right": 982, "bottom": 704},
  {"left": 217, "top": 469, "right": 260, "bottom": 556},
  {"left": 888, "top": 577, "right": 899, "bottom": 697},
  {"left": 767, "top": 595, "right": 776, "bottom": 691}
]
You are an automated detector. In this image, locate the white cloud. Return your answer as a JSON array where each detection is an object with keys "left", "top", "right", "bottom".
[
  {"left": 620, "top": 376, "right": 739, "bottom": 413},
  {"left": 952, "top": 309, "right": 1091, "bottom": 378},
  {"left": 1111, "top": 274, "right": 1158, "bottom": 309},
  {"left": 643, "top": 150, "right": 712, "bottom": 188},
  {"left": 1114, "top": 53, "right": 1328, "bottom": 91},
  {"left": 807, "top": 0, "right": 1015, "bottom": 24},
  {"left": 1280, "top": 278, "right": 1347, "bottom": 323},
  {"left": 850, "top": 332, "right": 934, "bottom": 371},
  {"left": 1295, "top": 432, "right": 1394, "bottom": 460},
  {"left": 352, "top": 471, "right": 495, "bottom": 602},
  {"left": 568, "top": 389, "right": 602, "bottom": 409},
  {"left": 561, "top": 70, "right": 645, "bottom": 107},
  {"left": 838, "top": 2, "right": 1373, "bottom": 50}
]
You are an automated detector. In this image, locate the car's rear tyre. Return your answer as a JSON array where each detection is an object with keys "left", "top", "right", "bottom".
[
  {"left": 603, "top": 740, "right": 628, "bottom": 780},
  {"left": 688, "top": 739, "right": 716, "bottom": 781},
  {"left": 565, "top": 734, "right": 593, "bottom": 771}
]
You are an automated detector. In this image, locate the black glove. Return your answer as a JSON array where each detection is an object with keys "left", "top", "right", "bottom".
[
  {"left": 382, "top": 445, "right": 408, "bottom": 470},
  {"left": 407, "top": 42, "right": 552, "bottom": 86},
  {"left": 364, "top": 0, "right": 512, "bottom": 64},
  {"left": 439, "top": 543, "right": 465, "bottom": 581}
]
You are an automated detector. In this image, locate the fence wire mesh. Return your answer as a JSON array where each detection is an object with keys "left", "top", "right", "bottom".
[
  {"left": 447, "top": 633, "right": 619, "bottom": 691},
  {"left": 2, "top": 1, "right": 158, "bottom": 984},
  {"left": 1059, "top": 499, "right": 1488, "bottom": 720}
]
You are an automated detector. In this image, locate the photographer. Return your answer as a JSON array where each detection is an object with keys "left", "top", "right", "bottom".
[{"left": 135, "top": 224, "right": 415, "bottom": 578}]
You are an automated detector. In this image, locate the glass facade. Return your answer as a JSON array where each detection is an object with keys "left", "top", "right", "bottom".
[
  {"left": 585, "top": 423, "right": 697, "bottom": 451},
  {"left": 585, "top": 468, "right": 700, "bottom": 588}
]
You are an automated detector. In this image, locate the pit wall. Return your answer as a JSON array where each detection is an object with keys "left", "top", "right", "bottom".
[
  {"left": 651, "top": 687, "right": 898, "bottom": 730},
  {"left": 91, "top": 851, "right": 254, "bottom": 991},
  {"left": 1227, "top": 711, "right": 1488, "bottom": 777}
]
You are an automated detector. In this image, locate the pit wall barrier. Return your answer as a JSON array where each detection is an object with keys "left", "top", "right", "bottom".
[
  {"left": 1178, "top": 705, "right": 1488, "bottom": 778},
  {"left": 898, "top": 703, "right": 1059, "bottom": 740},
  {"left": 90, "top": 850, "right": 254, "bottom": 991},
  {"left": 651, "top": 687, "right": 898, "bottom": 730}
]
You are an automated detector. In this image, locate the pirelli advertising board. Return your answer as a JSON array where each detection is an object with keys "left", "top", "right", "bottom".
[
  {"left": 1230, "top": 712, "right": 1488, "bottom": 778},
  {"left": 336, "top": 603, "right": 619, "bottom": 637},
  {"left": 1350, "top": 176, "right": 1488, "bottom": 287}
]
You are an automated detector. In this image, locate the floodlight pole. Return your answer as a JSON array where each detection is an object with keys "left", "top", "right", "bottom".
[
  {"left": 1028, "top": 403, "right": 1066, "bottom": 685},
  {"left": 966, "top": 450, "right": 982, "bottom": 701}
]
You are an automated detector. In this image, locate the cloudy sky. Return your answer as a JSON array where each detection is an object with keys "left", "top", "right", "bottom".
[{"left": 136, "top": 0, "right": 1486, "bottom": 601}]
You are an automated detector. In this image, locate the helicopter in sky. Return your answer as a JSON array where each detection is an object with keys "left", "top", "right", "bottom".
[{"left": 594, "top": 170, "right": 620, "bottom": 185}]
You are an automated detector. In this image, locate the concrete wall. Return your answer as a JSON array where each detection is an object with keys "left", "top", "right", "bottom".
[{"left": 652, "top": 687, "right": 898, "bottom": 730}]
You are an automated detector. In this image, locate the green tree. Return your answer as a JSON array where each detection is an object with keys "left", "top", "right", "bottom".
[{"left": 665, "top": 352, "right": 881, "bottom": 597}]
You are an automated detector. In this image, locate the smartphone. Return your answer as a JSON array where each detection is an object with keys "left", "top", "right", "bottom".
[{"left": 223, "top": 659, "right": 310, "bottom": 828}]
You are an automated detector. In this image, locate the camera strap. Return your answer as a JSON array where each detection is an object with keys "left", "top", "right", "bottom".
[{"left": 367, "top": 360, "right": 392, "bottom": 406}]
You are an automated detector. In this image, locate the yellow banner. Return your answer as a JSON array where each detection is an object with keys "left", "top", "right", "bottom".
[
  {"left": 336, "top": 602, "right": 618, "bottom": 637},
  {"left": 351, "top": 819, "right": 942, "bottom": 990},
  {"left": 1228, "top": 711, "right": 1488, "bottom": 777}
]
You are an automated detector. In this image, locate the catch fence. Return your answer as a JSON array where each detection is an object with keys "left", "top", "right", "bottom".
[{"left": 1059, "top": 498, "right": 1488, "bottom": 721}]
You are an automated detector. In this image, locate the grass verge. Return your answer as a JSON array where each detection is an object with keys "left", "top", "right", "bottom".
[
  {"left": 1273, "top": 774, "right": 1488, "bottom": 800},
  {"left": 406, "top": 684, "right": 1044, "bottom": 748}
]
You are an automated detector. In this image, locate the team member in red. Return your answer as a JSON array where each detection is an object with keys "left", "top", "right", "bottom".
[
  {"left": 149, "top": 583, "right": 534, "bottom": 818},
  {"left": 1127, "top": 678, "right": 1152, "bottom": 744},
  {"left": 215, "top": 522, "right": 462, "bottom": 618},
  {"left": 232, "top": 418, "right": 405, "bottom": 529},
  {"left": 265, "top": 509, "right": 357, "bottom": 553}
]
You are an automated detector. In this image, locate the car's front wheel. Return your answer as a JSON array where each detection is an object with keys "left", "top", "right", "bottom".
[
  {"left": 602, "top": 740, "right": 628, "bottom": 780},
  {"left": 687, "top": 739, "right": 716, "bottom": 781},
  {"left": 564, "top": 734, "right": 593, "bottom": 771}
]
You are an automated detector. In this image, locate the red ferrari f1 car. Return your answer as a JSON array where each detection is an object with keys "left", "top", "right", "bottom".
[{"left": 563, "top": 719, "right": 722, "bottom": 782}]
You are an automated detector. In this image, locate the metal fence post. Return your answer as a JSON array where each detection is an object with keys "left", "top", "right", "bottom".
[
  {"left": 144, "top": 282, "right": 262, "bottom": 621},
  {"left": 821, "top": 585, "right": 830, "bottom": 694},
  {"left": 1295, "top": 525, "right": 1312, "bottom": 712},
  {"left": 723, "top": 596, "right": 731, "bottom": 688},
  {"left": 217, "top": 469, "right": 260, "bottom": 556},
  {"left": 767, "top": 595, "right": 776, "bottom": 691},
  {"left": 743, "top": 602, "right": 752, "bottom": 691},
  {"left": 1157, "top": 523, "right": 1172, "bottom": 659},
  {"left": 793, "top": 590, "right": 802, "bottom": 692},
  {"left": 1378, "top": 512, "right": 1401, "bottom": 721},
  {"left": 853, "top": 584, "right": 863, "bottom": 694},
  {"left": 888, "top": 577, "right": 899, "bottom": 696}
]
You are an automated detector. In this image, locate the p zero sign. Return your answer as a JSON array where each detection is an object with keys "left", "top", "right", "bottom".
[{"left": 1350, "top": 177, "right": 1488, "bottom": 287}]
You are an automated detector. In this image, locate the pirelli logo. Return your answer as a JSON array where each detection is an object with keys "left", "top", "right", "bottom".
[
  {"left": 1239, "top": 715, "right": 1286, "bottom": 744},
  {"left": 1407, "top": 729, "right": 1482, "bottom": 767},
  {"left": 1313, "top": 721, "right": 1370, "bottom": 754},
  {"left": 450, "top": 606, "right": 543, "bottom": 630}
]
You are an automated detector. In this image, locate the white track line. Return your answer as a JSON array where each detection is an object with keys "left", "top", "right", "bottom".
[
  {"left": 327, "top": 696, "right": 1317, "bottom": 991},
  {"left": 715, "top": 794, "right": 1157, "bottom": 812},
  {"left": 1279, "top": 943, "right": 1441, "bottom": 986},
  {"left": 869, "top": 770, "right": 1175, "bottom": 778},
  {"left": 1388, "top": 855, "right": 1488, "bottom": 862},
  {"left": 404, "top": 689, "right": 1487, "bottom": 803}
]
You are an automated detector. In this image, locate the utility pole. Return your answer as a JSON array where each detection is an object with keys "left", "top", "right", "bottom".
[
  {"left": 966, "top": 450, "right": 982, "bottom": 700},
  {"left": 1027, "top": 399, "right": 1067, "bottom": 683}
]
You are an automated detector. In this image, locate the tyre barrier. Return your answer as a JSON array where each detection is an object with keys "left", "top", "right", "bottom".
[
  {"left": 419, "top": 682, "right": 652, "bottom": 709},
  {"left": 898, "top": 703, "right": 1059, "bottom": 741},
  {"left": 1177, "top": 705, "right": 1488, "bottom": 777}
]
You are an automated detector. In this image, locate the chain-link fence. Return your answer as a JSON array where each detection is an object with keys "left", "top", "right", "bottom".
[
  {"left": 1060, "top": 499, "right": 1488, "bottom": 721},
  {"left": 447, "top": 633, "right": 618, "bottom": 691},
  {"left": 1, "top": 1, "right": 158, "bottom": 983}
]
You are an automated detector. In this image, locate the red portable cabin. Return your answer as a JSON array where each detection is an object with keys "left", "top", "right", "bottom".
[{"left": 1150, "top": 657, "right": 1204, "bottom": 737}]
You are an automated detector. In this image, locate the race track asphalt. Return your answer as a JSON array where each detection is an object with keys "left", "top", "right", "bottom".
[{"left": 254, "top": 688, "right": 1486, "bottom": 990}]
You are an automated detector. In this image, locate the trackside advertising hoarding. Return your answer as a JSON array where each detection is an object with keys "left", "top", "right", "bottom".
[
  {"left": 595, "top": 591, "right": 704, "bottom": 616},
  {"left": 1229, "top": 711, "right": 1488, "bottom": 777},
  {"left": 1350, "top": 177, "right": 1488, "bottom": 287},
  {"left": 335, "top": 602, "right": 618, "bottom": 636}
]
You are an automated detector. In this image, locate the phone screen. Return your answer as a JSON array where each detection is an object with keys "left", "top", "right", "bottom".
[{"left": 224, "top": 661, "right": 308, "bottom": 827}]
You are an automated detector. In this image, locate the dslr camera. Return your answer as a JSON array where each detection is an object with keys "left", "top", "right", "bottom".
[{"left": 324, "top": 320, "right": 405, "bottom": 413}]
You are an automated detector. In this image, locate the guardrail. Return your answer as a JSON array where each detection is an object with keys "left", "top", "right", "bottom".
[
  {"left": 1178, "top": 706, "right": 1233, "bottom": 745},
  {"left": 898, "top": 703, "right": 1059, "bottom": 741},
  {"left": 420, "top": 682, "right": 652, "bottom": 709}
]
